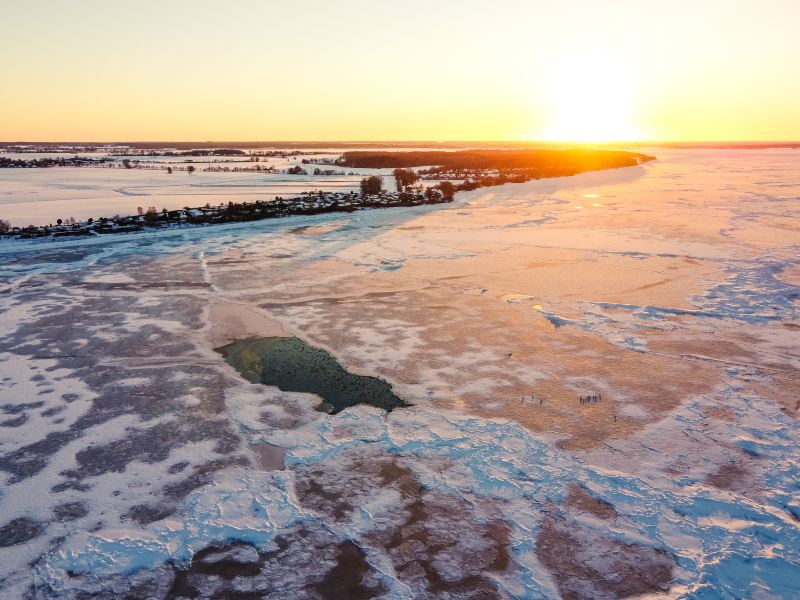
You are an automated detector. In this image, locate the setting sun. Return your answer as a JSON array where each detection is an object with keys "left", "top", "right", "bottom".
[{"left": 538, "top": 56, "right": 641, "bottom": 142}]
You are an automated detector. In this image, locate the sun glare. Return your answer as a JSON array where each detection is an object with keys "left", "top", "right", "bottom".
[{"left": 539, "top": 57, "right": 640, "bottom": 142}]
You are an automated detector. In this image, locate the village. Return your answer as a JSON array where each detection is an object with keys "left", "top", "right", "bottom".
[{"left": 0, "top": 177, "right": 455, "bottom": 240}]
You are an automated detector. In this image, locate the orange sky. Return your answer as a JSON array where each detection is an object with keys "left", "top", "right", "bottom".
[{"left": 1, "top": 0, "right": 798, "bottom": 142}]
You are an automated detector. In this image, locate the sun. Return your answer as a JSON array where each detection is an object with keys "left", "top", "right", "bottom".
[{"left": 538, "top": 56, "right": 641, "bottom": 143}]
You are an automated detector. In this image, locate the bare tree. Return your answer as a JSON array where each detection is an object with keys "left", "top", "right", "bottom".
[
  {"left": 438, "top": 181, "right": 456, "bottom": 201},
  {"left": 360, "top": 175, "right": 383, "bottom": 196},
  {"left": 393, "top": 168, "right": 419, "bottom": 191}
]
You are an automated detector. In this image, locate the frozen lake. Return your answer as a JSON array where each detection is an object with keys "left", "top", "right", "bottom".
[{"left": 0, "top": 149, "right": 798, "bottom": 598}]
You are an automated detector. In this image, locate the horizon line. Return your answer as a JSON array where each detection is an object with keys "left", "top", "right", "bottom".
[{"left": 2, "top": 139, "right": 800, "bottom": 146}]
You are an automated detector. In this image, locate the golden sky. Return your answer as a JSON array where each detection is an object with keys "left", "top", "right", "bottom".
[{"left": 1, "top": 0, "right": 798, "bottom": 142}]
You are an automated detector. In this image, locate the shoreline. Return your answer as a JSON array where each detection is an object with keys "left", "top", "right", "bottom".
[{"left": 2, "top": 189, "right": 454, "bottom": 241}]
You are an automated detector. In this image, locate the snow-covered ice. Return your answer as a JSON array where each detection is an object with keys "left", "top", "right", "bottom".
[{"left": 0, "top": 148, "right": 798, "bottom": 598}]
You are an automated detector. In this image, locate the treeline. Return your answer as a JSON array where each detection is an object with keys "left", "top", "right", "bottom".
[
  {"left": 0, "top": 156, "right": 113, "bottom": 168},
  {"left": 203, "top": 165, "right": 278, "bottom": 173},
  {"left": 107, "top": 148, "right": 248, "bottom": 157},
  {"left": 335, "top": 149, "right": 655, "bottom": 171},
  {"left": 169, "top": 149, "right": 246, "bottom": 157},
  {"left": 0, "top": 158, "right": 275, "bottom": 172}
]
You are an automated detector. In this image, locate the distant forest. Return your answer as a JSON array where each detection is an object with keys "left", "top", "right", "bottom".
[{"left": 335, "top": 149, "right": 655, "bottom": 172}]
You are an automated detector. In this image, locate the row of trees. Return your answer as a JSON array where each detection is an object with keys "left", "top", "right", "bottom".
[{"left": 0, "top": 156, "right": 111, "bottom": 168}]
